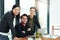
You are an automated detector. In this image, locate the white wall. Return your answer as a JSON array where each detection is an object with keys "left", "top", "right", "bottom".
[
  {"left": 50, "top": 0, "right": 60, "bottom": 35},
  {"left": 4, "top": 0, "right": 15, "bottom": 13},
  {"left": 37, "top": 0, "right": 48, "bottom": 34},
  {"left": 20, "top": 0, "right": 35, "bottom": 16}
]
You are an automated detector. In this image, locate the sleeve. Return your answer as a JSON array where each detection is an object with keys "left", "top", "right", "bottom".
[
  {"left": 0, "top": 14, "right": 10, "bottom": 32},
  {"left": 11, "top": 26, "right": 17, "bottom": 39},
  {"left": 35, "top": 16, "right": 41, "bottom": 29},
  {"left": 15, "top": 25, "right": 23, "bottom": 37},
  {"left": 0, "top": 14, "right": 8, "bottom": 26}
]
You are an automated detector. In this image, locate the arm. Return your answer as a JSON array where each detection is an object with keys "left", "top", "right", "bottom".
[
  {"left": 26, "top": 24, "right": 31, "bottom": 31},
  {"left": 35, "top": 16, "right": 41, "bottom": 29},
  {"left": 15, "top": 25, "right": 21, "bottom": 36},
  {"left": 15, "top": 25, "right": 26, "bottom": 36},
  {"left": 0, "top": 14, "right": 10, "bottom": 32}
]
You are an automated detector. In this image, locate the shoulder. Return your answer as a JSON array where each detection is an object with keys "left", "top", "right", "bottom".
[
  {"left": 15, "top": 24, "right": 21, "bottom": 28},
  {"left": 1, "top": 11, "right": 10, "bottom": 19},
  {"left": 34, "top": 15, "right": 37, "bottom": 19},
  {"left": 3, "top": 11, "right": 12, "bottom": 17},
  {"left": 6, "top": 11, "right": 12, "bottom": 16},
  {"left": 34, "top": 15, "right": 37, "bottom": 17}
]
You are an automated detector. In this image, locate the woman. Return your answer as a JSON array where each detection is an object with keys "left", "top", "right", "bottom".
[
  {"left": 0, "top": 4, "right": 20, "bottom": 40},
  {"left": 27, "top": 7, "right": 41, "bottom": 35}
]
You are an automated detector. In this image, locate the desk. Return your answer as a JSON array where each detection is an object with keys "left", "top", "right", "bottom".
[
  {"left": 13, "top": 37, "right": 60, "bottom": 40},
  {"left": 43, "top": 37, "right": 54, "bottom": 40},
  {"left": 14, "top": 35, "right": 35, "bottom": 40},
  {"left": 16, "top": 38, "right": 53, "bottom": 40},
  {"left": 43, "top": 37, "right": 60, "bottom": 40},
  {"left": 54, "top": 37, "right": 60, "bottom": 40},
  {"left": 15, "top": 38, "right": 28, "bottom": 40}
]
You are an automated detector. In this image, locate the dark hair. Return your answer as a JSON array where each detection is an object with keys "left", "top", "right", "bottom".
[
  {"left": 21, "top": 14, "right": 28, "bottom": 19},
  {"left": 30, "top": 7, "right": 36, "bottom": 11},
  {"left": 12, "top": 4, "right": 20, "bottom": 10},
  {"left": 12, "top": 4, "right": 20, "bottom": 20}
]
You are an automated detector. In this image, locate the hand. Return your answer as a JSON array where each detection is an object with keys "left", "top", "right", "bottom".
[
  {"left": 22, "top": 31, "right": 25, "bottom": 33},
  {"left": 27, "top": 28, "right": 31, "bottom": 31},
  {"left": 13, "top": 37, "right": 19, "bottom": 40}
]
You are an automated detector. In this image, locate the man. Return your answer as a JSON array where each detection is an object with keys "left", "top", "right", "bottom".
[
  {"left": 0, "top": 4, "right": 20, "bottom": 40},
  {"left": 15, "top": 14, "right": 31, "bottom": 38},
  {"left": 27, "top": 7, "right": 41, "bottom": 35}
]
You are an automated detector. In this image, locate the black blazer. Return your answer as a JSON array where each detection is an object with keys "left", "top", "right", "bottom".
[
  {"left": 15, "top": 23, "right": 29, "bottom": 37},
  {"left": 0, "top": 11, "right": 20, "bottom": 39}
]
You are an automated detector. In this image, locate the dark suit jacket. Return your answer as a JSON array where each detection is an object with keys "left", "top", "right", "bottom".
[
  {"left": 15, "top": 23, "right": 29, "bottom": 38},
  {"left": 0, "top": 11, "right": 20, "bottom": 39}
]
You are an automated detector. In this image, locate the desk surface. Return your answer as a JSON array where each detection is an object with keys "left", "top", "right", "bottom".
[
  {"left": 43, "top": 37, "right": 60, "bottom": 40},
  {"left": 13, "top": 37, "right": 60, "bottom": 40}
]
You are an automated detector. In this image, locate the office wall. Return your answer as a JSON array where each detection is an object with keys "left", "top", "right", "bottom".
[
  {"left": 50, "top": 0, "right": 60, "bottom": 34},
  {"left": 36, "top": 0, "right": 48, "bottom": 34},
  {"left": 20, "top": 0, "right": 35, "bottom": 16},
  {"left": 4, "top": 0, "right": 15, "bottom": 13}
]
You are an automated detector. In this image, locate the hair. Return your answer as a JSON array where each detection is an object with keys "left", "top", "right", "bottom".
[
  {"left": 30, "top": 7, "right": 36, "bottom": 11},
  {"left": 12, "top": 4, "right": 20, "bottom": 10},
  {"left": 21, "top": 14, "right": 28, "bottom": 19},
  {"left": 12, "top": 4, "right": 20, "bottom": 20}
]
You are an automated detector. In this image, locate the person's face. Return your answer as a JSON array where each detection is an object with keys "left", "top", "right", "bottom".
[
  {"left": 30, "top": 9, "right": 35, "bottom": 16},
  {"left": 13, "top": 7, "right": 20, "bottom": 16},
  {"left": 21, "top": 16, "right": 28, "bottom": 24}
]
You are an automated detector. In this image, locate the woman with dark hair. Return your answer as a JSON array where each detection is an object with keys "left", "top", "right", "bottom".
[{"left": 0, "top": 4, "right": 20, "bottom": 40}]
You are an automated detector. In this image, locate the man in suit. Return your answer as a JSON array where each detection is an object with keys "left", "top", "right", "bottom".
[
  {"left": 0, "top": 4, "right": 20, "bottom": 40},
  {"left": 15, "top": 14, "right": 31, "bottom": 38}
]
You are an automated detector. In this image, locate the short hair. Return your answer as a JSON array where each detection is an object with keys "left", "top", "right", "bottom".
[
  {"left": 30, "top": 7, "right": 36, "bottom": 11},
  {"left": 21, "top": 14, "right": 28, "bottom": 19}
]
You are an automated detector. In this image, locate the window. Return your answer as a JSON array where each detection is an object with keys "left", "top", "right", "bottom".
[
  {"left": 50, "top": 0, "right": 60, "bottom": 34},
  {"left": 36, "top": 0, "right": 48, "bottom": 34},
  {"left": 4, "top": 0, "right": 15, "bottom": 13}
]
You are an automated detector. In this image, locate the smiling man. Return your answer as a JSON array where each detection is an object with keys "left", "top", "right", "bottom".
[{"left": 15, "top": 14, "right": 31, "bottom": 38}]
